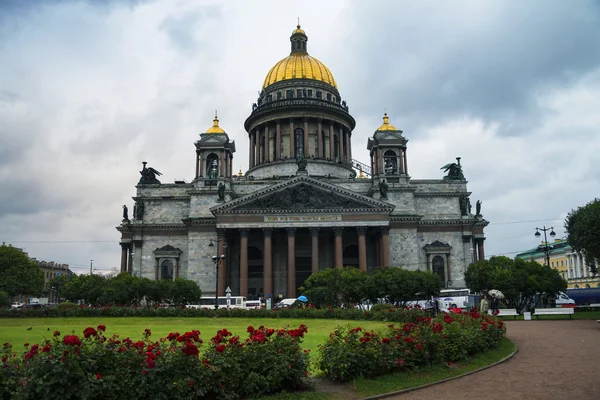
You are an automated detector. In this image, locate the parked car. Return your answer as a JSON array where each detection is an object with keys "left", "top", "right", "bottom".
[
  {"left": 273, "top": 298, "right": 298, "bottom": 310},
  {"left": 11, "top": 302, "right": 24, "bottom": 309},
  {"left": 246, "top": 300, "right": 262, "bottom": 310}
]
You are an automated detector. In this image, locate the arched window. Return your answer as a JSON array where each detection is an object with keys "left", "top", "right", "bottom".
[
  {"left": 205, "top": 153, "right": 219, "bottom": 179},
  {"left": 432, "top": 256, "right": 445, "bottom": 285},
  {"left": 384, "top": 150, "right": 398, "bottom": 175},
  {"left": 295, "top": 128, "right": 304, "bottom": 156},
  {"left": 333, "top": 134, "right": 339, "bottom": 160},
  {"left": 260, "top": 135, "right": 265, "bottom": 163},
  {"left": 161, "top": 260, "right": 173, "bottom": 281}
]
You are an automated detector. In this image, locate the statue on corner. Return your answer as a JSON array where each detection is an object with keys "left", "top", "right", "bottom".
[
  {"left": 122, "top": 205, "right": 129, "bottom": 222},
  {"left": 441, "top": 157, "right": 465, "bottom": 181},
  {"left": 379, "top": 179, "right": 389, "bottom": 199},
  {"left": 217, "top": 182, "right": 225, "bottom": 201},
  {"left": 296, "top": 153, "right": 307, "bottom": 172},
  {"left": 133, "top": 200, "right": 145, "bottom": 220},
  {"left": 476, "top": 200, "right": 482, "bottom": 217},
  {"left": 138, "top": 161, "right": 162, "bottom": 184}
]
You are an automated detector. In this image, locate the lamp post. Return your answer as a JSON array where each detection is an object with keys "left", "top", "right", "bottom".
[
  {"left": 534, "top": 226, "right": 556, "bottom": 266},
  {"left": 209, "top": 238, "right": 227, "bottom": 310}
]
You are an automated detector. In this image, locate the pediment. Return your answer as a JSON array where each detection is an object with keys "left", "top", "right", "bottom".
[
  {"left": 423, "top": 240, "right": 452, "bottom": 251},
  {"left": 375, "top": 131, "right": 407, "bottom": 142},
  {"left": 154, "top": 245, "right": 182, "bottom": 256},
  {"left": 211, "top": 176, "right": 395, "bottom": 214}
]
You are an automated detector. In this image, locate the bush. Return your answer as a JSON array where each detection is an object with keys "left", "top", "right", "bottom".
[
  {"left": 318, "top": 308, "right": 506, "bottom": 381},
  {"left": 0, "top": 324, "right": 310, "bottom": 399}
]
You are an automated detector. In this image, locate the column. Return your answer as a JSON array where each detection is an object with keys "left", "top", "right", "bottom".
[
  {"left": 287, "top": 228, "right": 296, "bottom": 297},
  {"left": 220, "top": 150, "right": 225, "bottom": 176},
  {"left": 120, "top": 243, "right": 128, "bottom": 273},
  {"left": 329, "top": 124, "right": 334, "bottom": 160},
  {"left": 347, "top": 130, "right": 352, "bottom": 162},
  {"left": 566, "top": 254, "right": 571, "bottom": 279},
  {"left": 239, "top": 229, "right": 249, "bottom": 297},
  {"left": 357, "top": 227, "right": 367, "bottom": 272},
  {"left": 446, "top": 253, "right": 452, "bottom": 281},
  {"left": 127, "top": 246, "right": 132, "bottom": 274},
  {"left": 310, "top": 227, "right": 320, "bottom": 274},
  {"left": 175, "top": 258, "right": 179, "bottom": 279},
  {"left": 249, "top": 133, "right": 255, "bottom": 168},
  {"left": 199, "top": 153, "right": 204, "bottom": 178},
  {"left": 575, "top": 253, "right": 581, "bottom": 278},
  {"left": 378, "top": 148, "right": 384, "bottom": 175},
  {"left": 334, "top": 227, "right": 343, "bottom": 268},
  {"left": 317, "top": 120, "right": 323, "bottom": 158},
  {"left": 403, "top": 149, "right": 408, "bottom": 174},
  {"left": 155, "top": 258, "right": 159, "bottom": 280},
  {"left": 276, "top": 121, "right": 281, "bottom": 161},
  {"left": 339, "top": 126, "right": 344, "bottom": 162},
  {"left": 263, "top": 228, "right": 273, "bottom": 297},
  {"left": 289, "top": 120, "right": 295, "bottom": 158},
  {"left": 381, "top": 227, "right": 390, "bottom": 267},
  {"left": 195, "top": 151, "right": 200, "bottom": 179},
  {"left": 371, "top": 153, "right": 375, "bottom": 177},
  {"left": 217, "top": 230, "right": 226, "bottom": 296},
  {"left": 304, "top": 119, "right": 309, "bottom": 157},
  {"left": 477, "top": 239, "right": 485, "bottom": 261},
  {"left": 264, "top": 125, "right": 270, "bottom": 163},
  {"left": 426, "top": 254, "right": 431, "bottom": 272},
  {"left": 582, "top": 254, "right": 588, "bottom": 278}
]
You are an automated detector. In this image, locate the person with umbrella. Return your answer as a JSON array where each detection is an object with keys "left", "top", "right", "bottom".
[
  {"left": 297, "top": 295, "right": 308, "bottom": 309},
  {"left": 488, "top": 290, "right": 504, "bottom": 313}
]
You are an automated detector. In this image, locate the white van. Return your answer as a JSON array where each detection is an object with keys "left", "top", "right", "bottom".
[
  {"left": 273, "top": 298, "right": 297, "bottom": 310},
  {"left": 555, "top": 291, "right": 576, "bottom": 307}
]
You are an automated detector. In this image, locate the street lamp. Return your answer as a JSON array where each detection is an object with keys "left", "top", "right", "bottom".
[
  {"left": 209, "top": 239, "right": 227, "bottom": 310},
  {"left": 535, "top": 226, "right": 556, "bottom": 266}
]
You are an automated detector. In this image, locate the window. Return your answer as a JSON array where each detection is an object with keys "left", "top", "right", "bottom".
[
  {"left": 206, "top": 153, "right": 219, "bottom": 179},
  {"left": 384, "top": 150, "right": 398, "bottom": 174},
  {"left": 161, "top": 260, "right": 174, "bottom": 280},
  {"left": 286, "top": 89, "right": 293, "bottom": 99},
  {"left": 260, "top": 135, "right": 265, "bottom": 163},
  {"left": 297, "top": 89, "right": 303, "bottom": 98},
  {"left": 316, "top": 90, "right": 322, "bottom": 99},
  {"left": 314, "top": 131, "right": 318, "bottom": 157},
  {"left": 432, "top": 256, "right": 445, "bottom": 284},
  {"left": 326, "top": 93, "right": 331, "bottom": 101},
  {"left": 295, "top": 128, "right": 304, "bottom": 156},
  {"left": 307, "top": 89, "right": 313, "bottom": 98}
]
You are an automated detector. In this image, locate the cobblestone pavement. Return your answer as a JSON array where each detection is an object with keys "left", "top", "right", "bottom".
[{"left": 387, "top": 320, "right": 600, "bottom": 400}]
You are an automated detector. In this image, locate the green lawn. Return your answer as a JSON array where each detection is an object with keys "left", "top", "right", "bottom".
[{"left": 0, "top": 317, "right": 390, "bottom": 353}]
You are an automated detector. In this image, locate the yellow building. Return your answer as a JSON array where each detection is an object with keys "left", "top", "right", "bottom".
[{"left": 516, "top": 239, "right": 600, "bottom": 289}]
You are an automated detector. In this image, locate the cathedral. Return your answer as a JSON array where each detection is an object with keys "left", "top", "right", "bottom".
[{"left": 117, "top": 25, "right": 488, "bottom": 299}]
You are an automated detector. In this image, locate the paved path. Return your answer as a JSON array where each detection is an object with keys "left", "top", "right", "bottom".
[{"left": 388, "top": 320, "right": 600, "bottom": 400}]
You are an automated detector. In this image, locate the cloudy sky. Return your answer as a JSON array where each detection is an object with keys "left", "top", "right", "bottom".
[{"left": 1, "top": 0, "right": 599, "bottom": 275}]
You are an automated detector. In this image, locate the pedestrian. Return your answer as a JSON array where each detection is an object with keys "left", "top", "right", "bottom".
[
  {"left": 490, "top": 295, "right": 499, "bottom": 312},
  {"left": 480, "top": 295, "right": 490, "bottom": 315}
]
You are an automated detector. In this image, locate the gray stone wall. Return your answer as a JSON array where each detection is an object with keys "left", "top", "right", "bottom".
[
  {"left": 388, "top": 227, "right": 420, "bottom": 270},
  {"left": 414, "top": 196, "right": 460, "bottom": 218},
  {"left": 142, "top": 200, "right": 190, "bottom": 224}
]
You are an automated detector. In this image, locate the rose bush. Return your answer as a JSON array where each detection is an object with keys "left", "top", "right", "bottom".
[
  {"left": 0, "top": 324, "right": 310, "bottom": 400},
  {"left": 319, "top": 307, "right": 506, "bottom": 381}
]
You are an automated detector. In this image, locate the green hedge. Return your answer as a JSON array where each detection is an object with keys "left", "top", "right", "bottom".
[{"left": 0, "top": 304, "right": 430, "bottom": 323}]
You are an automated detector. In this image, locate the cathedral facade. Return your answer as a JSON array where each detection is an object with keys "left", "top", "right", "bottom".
[{"left": 117, "top": 25, "right": 488, "bottom": 299}]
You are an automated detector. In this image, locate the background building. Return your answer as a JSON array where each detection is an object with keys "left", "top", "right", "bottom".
[
  {"left": 516, "top": 239, "right": 600, "bottom": 289},
  {"left": 117, "top": 26, "right": 489, "bottom": 299}
]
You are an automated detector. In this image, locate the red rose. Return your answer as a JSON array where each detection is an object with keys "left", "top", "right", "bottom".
[
  {"left": 215, "top": 344, "right": 225, "bottom": 353},
  {"left": 97, "top": 325, "right": 106, "bottom": 332},
  {"left": 96, "top": 374, "right": 102, "bottom": 380},
  {"left": 382, "top": 338, "right": 390, "bottom": 344},
  {"left": 83, "top": 327, "right": 98, "bottom": 338},
  {"left": 63, "top": 335, "right": 82, "bottom": 346},
  {"left": 247, "top": 326, "right": 255, "bottom": 333},
  {"left": 142, "top": 369, "right": 147, "bottom": 375}
]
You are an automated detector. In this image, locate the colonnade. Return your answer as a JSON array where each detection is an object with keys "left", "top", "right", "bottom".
[
  {"left": 566, "top": 252, "right": 598, "bottom": 279},
  {"left": 218, "top": 225, "right": 390, "bottom": 298},
  {"left": 248, "top": 119, "right": 353, "bottom": 168}
]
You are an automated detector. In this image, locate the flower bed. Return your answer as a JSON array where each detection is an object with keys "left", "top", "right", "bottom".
[
  {"left": 0, "top": 324, "right": 310, "bottom": 400},
  {"left": 319, "top": 308, "right": 506, "bottom": 381}
]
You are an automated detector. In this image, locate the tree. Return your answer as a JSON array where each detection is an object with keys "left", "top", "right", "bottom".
[
  {"left": 170, "top": 278, "right": 202, "bottom": 306},
  {"left": 365, "top": 267, "right": 443, "bottom": 306},
  {"left": 465, "top": 256, "right": 567, "bottom": 313},
  {"left": 565, "top": 198, "right": 600, "bottom": 276},
  {"left": 299, "top": 267, "right": 368, "bottom": 308},
  {"left": 0, "top": 245, "right": 44, "bottom": 297}
]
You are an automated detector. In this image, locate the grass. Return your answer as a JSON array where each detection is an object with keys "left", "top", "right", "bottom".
[{"left": 0, "top": 317, "right": 391, "bottom": 354}]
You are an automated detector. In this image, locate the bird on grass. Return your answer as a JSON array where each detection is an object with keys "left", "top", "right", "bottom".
[{"left": 27, "top": 327, "right": 32, "bottom": 331}]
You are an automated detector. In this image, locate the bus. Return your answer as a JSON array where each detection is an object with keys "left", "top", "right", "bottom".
[
  {"left": 566, "top": 288, "right": 600, "bottom": 306},
  {"left": 186, "top": 296, "right": 247, "bottom": 309},
  {"left": 433, "top": 288, "right": 471, "bottom": 310}
]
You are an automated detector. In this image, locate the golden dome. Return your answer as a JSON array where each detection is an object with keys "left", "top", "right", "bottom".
[
  {"left": 376, "top": 111, "right": 398, "bottom": 131},
  {"left": 292, "top": 24, "right": 305, "bottom": 36},
  {"left": 205, "top": 112, "right": 225, "bottom": 134},
  {"left": 262, "top": 24, "right": 337, "bottom": 89}
]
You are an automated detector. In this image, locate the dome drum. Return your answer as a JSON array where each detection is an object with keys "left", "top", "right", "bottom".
[{"left": 245, "top": 158, "right": 355, "bottom": 180}]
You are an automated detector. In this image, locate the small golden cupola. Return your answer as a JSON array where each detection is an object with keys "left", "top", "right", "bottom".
[
  {"left": 205, "top": 111, "right": 226, "bottom": 134},
  {"left": 376, "top": 111, "right": 398, "bottom": 131}
]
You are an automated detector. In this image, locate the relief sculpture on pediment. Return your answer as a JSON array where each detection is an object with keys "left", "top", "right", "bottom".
[{"left": 238, "top": 183, "right": 368, "bottom": 210}]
